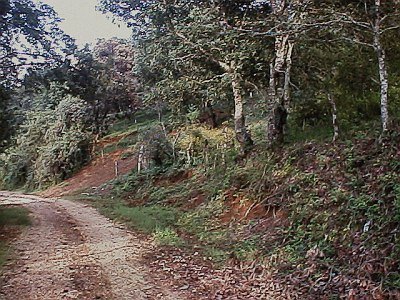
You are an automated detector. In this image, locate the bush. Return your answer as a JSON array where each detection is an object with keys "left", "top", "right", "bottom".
[
  {"left": 153, "top": 227, "right": 183, "bottom": 246},
  {"left": 136, "top": 125, "right": 173, "bottom": 168},
  {"left": 0, "top": 93, "right": 92, "bottom": 190}
]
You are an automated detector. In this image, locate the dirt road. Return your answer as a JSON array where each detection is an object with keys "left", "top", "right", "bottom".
[{"left": 0, "top": 191, "right": 183, "bottom": 300}]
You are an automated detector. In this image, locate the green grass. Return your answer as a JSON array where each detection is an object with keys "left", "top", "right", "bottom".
[
  {"left": 70, "top": 115, "right": 400, "bottom": 296},
  {"left": 0, "top": 206, "right": 31, "bottom": 268},
  {"left": 95, "top": 199, "right": 180, "bottom": 234},
  {"left": 114, "top": 205, "right": 179, "bottom": 233},
  {"left": 0, "top": 207, "right": 31, "bottom": 227},
  {"left": 106, "top": 111, "right": 159, "bottom": 136},
  {"left": 153, "top": 227, "right": 184, "bottom": 246},
  {"left": 286, "top": 123, "right": 333, "bottom": 143},
  {"left": 105, "top": 123, "right": 138, "bottom": 139},
  {"left": 104, "top": 112, "right": 159, "bottom": 140},
  {"left": 98, "top": 113, "right": 162, "bottom": 155}
]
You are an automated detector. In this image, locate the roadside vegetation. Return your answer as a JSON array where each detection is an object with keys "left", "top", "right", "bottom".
[
  {"left": 0, "top": 207, "right": 31, "bottom": 269},
  {"left": 72, "top": 113, "right": 400, "bottom": 297},
  {"left": 1, "top": 0, "right": 400, "bottom": 298}
]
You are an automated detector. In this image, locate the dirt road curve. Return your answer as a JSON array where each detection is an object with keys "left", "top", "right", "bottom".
[{"left": 0, "top": 191, "right": 183, "bottom": 300}]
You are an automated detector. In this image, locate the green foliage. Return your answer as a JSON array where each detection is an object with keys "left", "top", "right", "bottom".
[
  {"left": 231, "top": 236, "right": 261, "bottom": 261},
  {"left": 178, "top": 198, "right": 225, "bottom": 238},
  {"left": 99, "top": 0, "right": 400, "bottom": 146},
  {"left": 3, "top": 1, "right": 400, "bottom": 296},
  {"left": 389, "top": 72, "right": 400, "bottom": 121},
  {"left": 0, "top": 88, "right": 92, "bottom": 190},
  {"left": 173, "top": 124, "right": 239, "bottom": 168},
  {"left": 137, "top": 125, "right": 173, "bottom": 167},
  {"left": 0, "top": 207, "right": 31, "bottom": 226},
  {"left": 93, "top": 38, "right": 139, "bottom": 114},
  {"left": 0, "top": 242, "right": 9, "bottom": 269},
  {"left": 153, "top": 227, "right": 184, "bottom": 246},
  {"left": 113, "top": 205, "right": 180, "bottom": 233},
  {"left": 0, "top": 86, "right": 11, "bottom": 148},
  {"left": 82, "top": 122, "right": 400, "bottom": 297},
  {"left": 347, "top": 194, "right": 381, "bottom": 221},
  {"left": 393, "top": 184, "right": 400, "bottom": 222},
  {"left": 286, "top": 122, "right": 333, "bottom": 144},
  {"left": 0, "top": 0, "right": 75, "bottom": 87},
  {"left": 204, "top": 247, "right": 229, "bottom": 263}
]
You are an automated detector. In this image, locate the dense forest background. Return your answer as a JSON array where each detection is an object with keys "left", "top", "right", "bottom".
[
  {"left": 1, "top": 0, "right": 400, "bottom": 188},
  {"left": 1, "top": 0, "right": 400, "bottom": 298}
]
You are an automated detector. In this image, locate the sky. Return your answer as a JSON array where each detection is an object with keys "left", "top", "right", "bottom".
[{"left": 40, "top": 0, "right": 132, "bottom": 46}]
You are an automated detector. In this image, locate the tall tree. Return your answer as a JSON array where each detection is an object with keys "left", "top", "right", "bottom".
[
  {"left": 336, "top": 0, "right": 400, "bottom": 133},
  {"left": 254, "top": 0, "right": 320, "bottom": 146},
  {"left": 0, "top": 0, "right": 75, "bottom": 87},
  {"left": 93, "top": 38, "right": 139, "bottom": 116},
  {"left": 100, "top": 0, "right": 269, "bottom": 152},
  {"left": 0, "top": 86, "right": 10, "bottom": 148}
]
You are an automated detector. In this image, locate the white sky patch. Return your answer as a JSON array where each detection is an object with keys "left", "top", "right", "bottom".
[{"left": 39, "top": 0, "right": 132, "bottom": 46}]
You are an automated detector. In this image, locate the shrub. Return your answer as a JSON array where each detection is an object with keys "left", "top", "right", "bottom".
[{"left": 0, "top": 94, "right": 92, "bottom": 190}]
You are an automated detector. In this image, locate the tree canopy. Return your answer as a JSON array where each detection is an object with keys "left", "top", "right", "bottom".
[
  {"left": 1, "top": 0, "right": 400, "bottom": 186},
  {"left": 0, "top": 0, "right": 75, "bottom": 87}
]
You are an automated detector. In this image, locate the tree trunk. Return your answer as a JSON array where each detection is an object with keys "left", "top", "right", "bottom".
[
  {"left": 219, "top": 60, "right": 253, "bottom": 154},
  {"left": 283, "top": 40, "right": 294, "bottom": 108},
  {"left": 267, "top": 35, "right": 293, "bottom": 146},
  {"left": 327, "top": 92, "right": 339, "bottom": 143},
  {"left": 373, "top": 2, "right": 389, "bottom": 133},
  {"left": 229, "top": 71, "right": 253, "bottom": 153},
  {"left": 137, "top": 144, "right": 149, "bottom": 173}
]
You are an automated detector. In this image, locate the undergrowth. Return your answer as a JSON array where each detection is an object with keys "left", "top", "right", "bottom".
[{"left": 84, "top": 117, "right": 400, "bottom": 296}]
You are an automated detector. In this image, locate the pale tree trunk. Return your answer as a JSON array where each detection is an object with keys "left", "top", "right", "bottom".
[
  {"left": 230, "top": 71, "right": 253, "bottom": 153},
  {"left": 219, "top": 60, "right": 253, "bottom": 153},
  {"left": 327, "top": 92, "right": 339, "bottom": 143},
  {"left": 171, "top": 24, "right": 254, "bottom": 153},
  {"left": 267, "top": 34, "right": 293, "bottom": 146},
  {"left": 266, "top": 0, "right": 306, "bottom": 146},
  {"left": 283, "top": 40, "right": 294, "bottom": 107},
  {"left": 373, "top": 0, "right": 389, "bottom": 133},
  {"left": 375, "top": 44, "right": 389, "bottom": 133},
  {"left": 137, "top": 144, "right": 149, "bottom": 173}
]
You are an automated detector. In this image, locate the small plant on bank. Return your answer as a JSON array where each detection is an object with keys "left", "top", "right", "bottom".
[{"left": 153, "top": 227, "right": 184, "bottom": 246}]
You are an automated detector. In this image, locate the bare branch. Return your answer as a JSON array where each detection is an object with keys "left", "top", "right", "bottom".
[
  {"left": 381, "top": 25, "right": 400, "bottom": 34},
  {"left": 182, "top": 73, "right": 228, "bottom": 85},
  {"left": 338, "top": 16, "right": 371, "bottom": 30},
  {"left": 342, "top": 37, "right": 374, "bottom": 48}
]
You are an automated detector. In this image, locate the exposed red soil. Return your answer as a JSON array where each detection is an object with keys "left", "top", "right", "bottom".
[
  {"left": 42, "top": 150, "right": 137, "bottom": 198},
  {"left": 220, "top": 190, "right": 268, "bottom": 224},
  {"left": 181, "top": 191, "right": 206, "bottom": 210},
  {"left": 33, "top": 134, "right": 400, "bottom": 299}
]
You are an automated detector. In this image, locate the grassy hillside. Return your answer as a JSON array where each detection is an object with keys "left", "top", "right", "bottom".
[{"left": 72, "top": 115, "right": 400, "bottom": 298}]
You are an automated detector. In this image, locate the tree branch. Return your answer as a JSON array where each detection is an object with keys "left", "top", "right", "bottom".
[
  {"left": 342, "top": 37, "right": 374, "bottom": 48},
  {"left": 381, "top": 25, "right": 400, "bottom": 34}
]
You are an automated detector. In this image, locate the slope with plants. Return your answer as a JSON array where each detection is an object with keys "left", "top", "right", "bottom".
[
  {"left": 1, "top": 0, "right": 400, "bottom": 298},
  {"left": 67, "top": 115, "right": 399, "bottom": 299}
]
